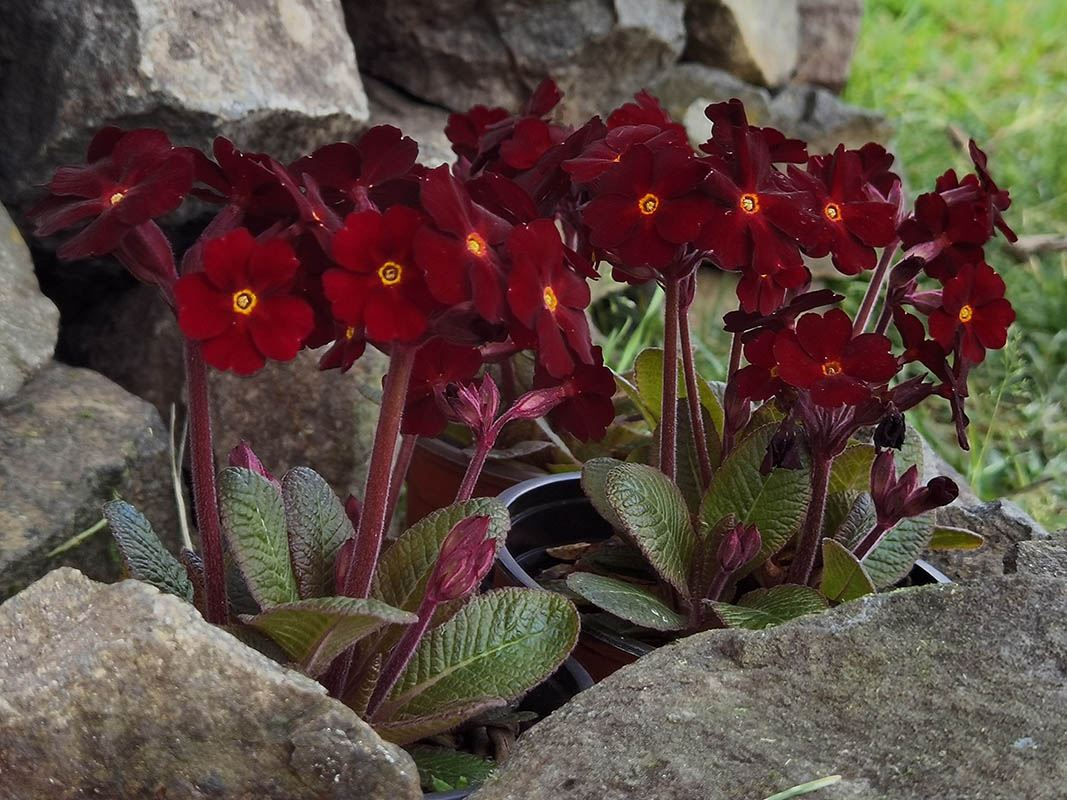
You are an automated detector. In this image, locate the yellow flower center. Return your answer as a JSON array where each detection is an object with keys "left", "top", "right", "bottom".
[
  {"left": 109, "top": 191, "right": 126, "bottom": 206},
  {"left": 378, "top": 261, "right": 402, "bottom": 286},
  {"left": 466, "top": 232, "right": 487, "bottom": 257},
  {"left": 958, "top": 305, "right": 974, "bottom": 323},
  {"left": 824, "top": 202, "right": 842, "bottom": 222},
  {"left": 344, "top": 326, "right": 357, "bottom": 341},
  {"left": 232, "top": 289, "right": 258, "bottom": 315},
  {"left": 821, "top": 360, "right": 843, "bottom": 377},
  {"left": 740, "top": 193, "right": 760, "bottom": 214},
  {"left": 543, "top": 286, "right": 559, "bottom": 312},
  {"left": 638, "top": 193, "right": 659, "bottom": 216}
]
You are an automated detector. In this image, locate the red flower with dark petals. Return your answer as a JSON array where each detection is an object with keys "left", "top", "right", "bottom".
[
  {"left": 967, "top": 140, "right": 1016, "bottom": 243},
  {"left": 582, "top": 144, "right": 712, "bottom": 272},
  {"left": 175, "top": 229, "right": 314, "bottom": 375},
  {"left": 606, "top": 91, "right": 688, "bottom": 139},
  {"left": 733, "top": 330, "right": 785, "bottom": 401},
  {"left": 506, "top": 220, "right": 594, "bottom": 378},
  {"left": 31, "top": 128, "right": 193, "bottom": 261},
  {"left": 402, "top": 338, "right": 483, "bottom": 437},
  {"left": 324, "top": 206, "right": 435, "bottom": 343},
  {"left": 522, "top": 78, "right": 564, "bottom": 117},
  {"left": 563, "top": 124, "right": 686, "bottom": 184},
  {"left": 898, "top": 187, "right": 990, "bottom": 281},
  {"left": 186, "top": 137, "right": 292, "bottom": 220},
  {"left": 414, "top": 166, "right": 512, "bottom": 321},
  {"left": 735, "top": 265, "right": 811, "bottom": 317},
  {"left": 700, "top": 100, "right": 807, "bottom": 168},
  {"left": 790, "top": 145, "right": 897, "bottom": 275},
  {"left": 446, "top": 105, "right": 510, "bottom": 162},
  {"left": 499, "top": 118, "right": 556, "bottom": 170},
  {"left": 928, "top": 261, "right": 1014, "bottom": 364},
  {"left": 318, "top": 323, "right": 367, "bottom": 373},
  {"left": 535, "top": 348, "right": 616, "bottom": 441},
  {"left": 773, "top": 309, "right": 899, "bottom": 407},
  {"left": 854, "top": 142, "right": 901, "bottom": 199}
]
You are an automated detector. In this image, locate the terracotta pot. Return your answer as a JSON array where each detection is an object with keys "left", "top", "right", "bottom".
[
  {"left": 496, "top": 473, "right": 952, "bottom": 682},
  {"left": 405, "top": 437, "right": 547, "bottom": 528}
]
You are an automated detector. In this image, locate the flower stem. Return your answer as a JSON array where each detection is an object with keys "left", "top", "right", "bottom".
[
  {"left": 660, "top": 276, "right": 681, "bottom": 482},
  {"left": 852, "top": 522, "right": 891, "bottom": 562},
  {"left": 183, "top": 340, "right": 228, "bottom": 625},
  {"left": 365, "top": 593, "right": 437, "bottom": 719},
  {"left": 343, "top": 344, "right": 416, "bottom": 599},
  {"left": 383, "top": 433, "right": 417, "bottom": 536},
  {"left": 853, "top": 241, "right": 898, "bottom": 335},
  {"left": 456, "top": 438, "right": 494, "bottom": 504},
  {"left": 678, "top": 301, "right": 713, "bottom": 489},
  {"left": 786, "top": 452, "right": 834, "bottom": 586}
]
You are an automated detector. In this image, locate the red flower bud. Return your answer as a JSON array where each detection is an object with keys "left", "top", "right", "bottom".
[
  {"left": 870, "top": 450, "right": 958, "bottom": 528},
  {"left": 426, "top": 516, "right": 496, "bottom": 604},
  {"left": 717, "top": 523, "right": 762, "bottom": 574},
  {"left": 228, "top": 441, "right": 280, "bottom": 490}
]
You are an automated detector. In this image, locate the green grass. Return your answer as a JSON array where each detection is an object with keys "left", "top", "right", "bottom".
[{"left": 845, "top": 0, "right": 1067, "bottom": 529}]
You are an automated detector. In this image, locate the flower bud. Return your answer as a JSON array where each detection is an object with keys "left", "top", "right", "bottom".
[
  {"left": 343, "top": 494, "right": 361, "bottom": 531},
  {"left": 717, "top": 523, "right": 762, "bottom": 574},
  {"left": 334, "top": 536, "right": 356, "bottom": 593},
  {"left": 501, "top": 385, "right": 568, "bottom": 423},
  {"left": 229, "top": 441, "right": 280, "bottom": 490},
  {"left": 426, "top": 516, "right": 496, "bottom": 604},
  {"left": 873, "top": 407, "right": 906, "bottom": 450}
]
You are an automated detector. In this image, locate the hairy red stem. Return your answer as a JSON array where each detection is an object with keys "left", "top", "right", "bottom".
[
  {"left": 786, "top": 452, "right": 834, "bottom": 586},
  {"left": 660, "top": 276, "right": 681, "bottom": 482},
  {"left": 853, "top": 241, "right": 898, "bottom": 335},
  {"left": 678, "top": 301, "right": 713, "bottom": 488}
]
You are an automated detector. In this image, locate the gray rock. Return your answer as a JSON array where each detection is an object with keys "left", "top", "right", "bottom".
[
  {"left": 0, "top": 363, "right": 178, "bottom": 599},
  {"left": 685, "top": 0, "right": 800, "bottom": 88},
  {"left": 1015, "top": 530, "right": 1067, "bottom": 579},
  {"left": 82, "top": 284, "right": 385, "bottom": 500},
  {"left": 928, "top": 499, "right": 1049, "bottom": 582},
  {"left": 471, "top": 575, "right": 1067, "bottom": 800},
  {"left": 364, "top": 75, "right": 455, "bottom": 168},
  {"left": 794, "top": 0, "right": 864, "bottom": 91},
  {"left": 346, "top": 0, "right": 686, "bottom": 122},
  {"left": 0, "top": 204, "right": 59, "bottom": 400},
  {"left": 768, "top": 84, "right": 891, "bottom": 153},
  {"left": 0, "top": 568, "right": 420, "bottom": 799},
  {"left": 649, "top": 62, "right": 773, "bottom": 129},
  {"left": 0, "top": 0, "right": 368, "bottom": 211}
]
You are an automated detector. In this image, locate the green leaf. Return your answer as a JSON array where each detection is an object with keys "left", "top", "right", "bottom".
[
  {"left": 824, "top": 491, "right": 875, "bottom": 543},
  {"left": 282, "top": 467, "right": 352, "bottom": 599},
  {"left": 928, "top": 525, "right": 984, "bottom": 551},
  {"left": 861, "top": 512, "right": 935, "bottom": 588},
  {"left": 821, "top": 539, "right": 876, "bottom": 603},
  {"left": 371, "top": 498, "right": 510, "bottom": 614},
  {"left": 407, "top": 745, "right": 496, "bottom": 792},
  {"left": 711, "top": 584, "right": 829, "bottom": 630},
  {"left": 615, "top": 372, "right": 657, "bottom": 429},
  {"left": 374, "top": 697, "right": 507, "bottom": 746},
  {"left": 671, "top": 401, "right": 719, "bottom": 514},
  {"left": 566, "top": 572, "right": 687, "bottom": 631},
  {"left": 103, "top": 501, "right": 193, "bottom": 602},
  {"left": 699, "top": 424, "right": 811, "bottom": 577},
  {"left": 581, "top": 457, "right": 627, "bottom": 531},
  {"left": 632, "top": 348, "right": 724, "bottom": 437},
  {"left": 604, "top": 462, "right": 696, "bottom": 594},
  {"left": 828, "top": 445, "right": 875, "bottom": 494},
  {"left": 217, "top": 467, "right": 299, "bottom": 608},
  {"left": 381, "top": 588, "right": 579, "bottom": 719},
  {"left": 244, "top": 595, "right": 416, "bottom": 677}
]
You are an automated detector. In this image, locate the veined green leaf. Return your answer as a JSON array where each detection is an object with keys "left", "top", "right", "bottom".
[
  {"left": 928, "top": 525, "right": 984, "bottom": 550},
  {"left": 605, "top": 462, "right": 696, "bottom": 594},
  {"left": 828, "top": 445, "right": 875, "bottom": 494},
  {"left": 861, "top": 512, "right": 936, "bottom": 588},
  {"left": 566, "top": 572, "right": 687, "bottom": 631},
  {"left": 282, "top": 466, "right": 352, "bottom": 599},
  {"left": 821, "top": 539, "right": 876, "bottom": 603},
  {"left": 407, "top": 744, "right": 497, "bottom": 791},
  {"left": 712, "top": 584, "right": 828, "bottom": 630},
  {"left": 103, "top": 501, "right": 193, "bottom": 602},
  {"left": 582, "top": 457, "right": 627, "bottom": 531},
  {"left": 375, "top": 698, "right": 507, "bottom": 746},
  {"left": 217, "top": 467, "right": 298, "bottom": 608},
  {"left": 381, "top": 588, "right": 578, "bottom": 719},
  {"left": 632, "top": 348, "right": 725, "bottom": 437}
]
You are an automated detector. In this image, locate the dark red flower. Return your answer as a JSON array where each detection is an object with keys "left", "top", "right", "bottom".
[
  {"left": 582, "top": 144, "right": 712, "bottom": 272},
  {"left": 733, "top": 330, "right": 784, "bottom": 401},
  {"left": 414, "top": 166, "right": 512, "bottom": 322},
  {"left": 175, "top": 228, "right": 314, "bottom": 375},
  {"left": 789, "top": 145, "right": 897, "bottom": 275},
  {"left": 773, "top": 309, "right": 898, "bottom": 407},
  {"left": 700, "top": 100, "right": 807, "bottom": 169},
  {"left": 854, "top": 142, "right": 901, "bottom": 199},
  {"left": 186, "top": 137, "right": 293, "bottom": 221},
  {"left": 606, "top": 91, "right": 688, "bottom": 139},
  {"left": 506, "top": 219, "right": 594, "bottom": 378},
  {"left": 967, "top": 140, "right": 1016, "bottom": 243},
  {"left": 869, "top": 450, "right": 959, "bottom": 530},
  {"left": 323, "top": 206, "right": 435, "bottom": 343},
  {"left": 563, "top": 123, "right": 686, "bottom": 185},
  {"left": 317, "top": 323, "right": 367, "bottom": 373},
  {"left": 31, "top": 128, "right": 193, "bottom": 261},
  {"left": 535, "top": 348, "right": 616, "bottom": 441},
  {"left": 928, "top": 261, "right": 1014, "bottom": 364},
  {"left": 402, "top": 338, "right": 483, "bottom": 437},
  {"left": 898, "top": 187, "right": 989, "bottom": 281},
  {"left": 446, "top": 105, "right": 511, "bottom": 162}
]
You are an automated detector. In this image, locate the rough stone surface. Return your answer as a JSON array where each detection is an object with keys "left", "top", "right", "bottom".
[
  {"left": 650, "top": 62, "right": 773, "bottom": 130},
  {"left": 0, "top": 204, "right": 59, "bottom": 401},
  {"left": 0, "top": 568, "right": 420, "bottom": 799},
  {"left": 928, "top": 498, "right": 1049, "bottom": 581},
  {"left": 80, "top": 284, "right": 385, "bottom": 499},
  {"left": 0, "top": 363, "right": 178, "bottom": 599},
  {"left": 0, "top": 0, "right": 368, "bottom": 211},
  {"left": 767, "top": 84, "right": 891, "bottom": 153},
  {"left": 347, "top": 0, "right": 686, "bottom": 122},
  {"left": 1015, "top": 530, "right": 1067, "bottom": 579},
  {"left": 471, "top": 575, "right": 1067, "bottom": 800},
  {"left": 794, "top": 0, "right": 864, "bottom": 91},
  {"left": 685, "top": 0, "right": 800, "bottom": 88},
  {"left": 364, "top": 75, "right": 455, "bottom": 168}
]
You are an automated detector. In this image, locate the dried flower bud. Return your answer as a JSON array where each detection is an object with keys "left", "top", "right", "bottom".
[
  {"left": 426, "top": 516, "right": 496, "bottom": 604},
  {"left": 228, "top": 441, "right": 280, "bottom": 490},
  {"left": 760, "top": 419, "right": 802, "bottom": 475},
  {"left": 717, "top": 523, "right": 762, "bottom": 574},
  {"left": 873, "top": 406, "right": 906, "bottom": 450}
]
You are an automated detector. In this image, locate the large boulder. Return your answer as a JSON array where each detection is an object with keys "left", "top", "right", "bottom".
[
  {"left": 794, "top": 0, "right": 864, "bottom": 91},
  {"left": 0, "top": 0, "right": 368, "bottom": 210},
  {"left": 684, "top": 0, "right": 800, "bottom": 88},
  {"left": 0, "top": 203, "right": 59, "bottom": 401},
  {"left": 346, "top": 0, "right": 686, "bottom": 121},
  {"left": 0, "top": 362, "right": 178, "bottom": 599},
  {"left": 470, "top": 575, "right": 1067, "bottom": 799},
  {"left": 0, "top": 568, "right": 421, "bottom": 799},
  {"left": 767, "top": 84, "right": 891, "bottom": 153}
]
